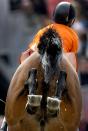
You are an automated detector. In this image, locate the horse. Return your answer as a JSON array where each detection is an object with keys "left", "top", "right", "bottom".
[{"left": 4, "top": 28, "right": 82, "bottom": 131}]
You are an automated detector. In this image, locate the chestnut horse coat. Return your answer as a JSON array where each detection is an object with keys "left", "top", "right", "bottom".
[{"left": 5, "top": 52, "right": 82, "bottom": 131}]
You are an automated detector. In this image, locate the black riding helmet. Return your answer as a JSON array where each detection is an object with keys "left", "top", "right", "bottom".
[{"left": 53, "top": 2, "right": 76, "bottom": 27}]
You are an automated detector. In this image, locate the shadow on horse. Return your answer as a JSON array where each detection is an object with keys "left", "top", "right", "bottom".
[{"left": 4, "top": 28, "right": 82, "bottom": 131}]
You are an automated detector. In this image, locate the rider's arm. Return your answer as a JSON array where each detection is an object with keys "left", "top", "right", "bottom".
[
  {"left": 65, "top": 30, "right": 79, "bottom": 71},
  {"left": 71, "top": 30, "right": 79, "bottom": 53}
]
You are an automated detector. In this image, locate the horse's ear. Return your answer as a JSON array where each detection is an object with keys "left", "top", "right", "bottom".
[{"left": 37, "top": 43, "right": 45, "bottom": 55}]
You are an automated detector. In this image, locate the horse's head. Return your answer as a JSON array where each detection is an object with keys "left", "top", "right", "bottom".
[
  {"left": 25, "top": 28, "right": 64, "bottom": 130},
  {"left": 37, "top": 28, "right": 62, "bottom": 83}
]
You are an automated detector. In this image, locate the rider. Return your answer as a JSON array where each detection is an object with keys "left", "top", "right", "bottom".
[{"left": 20, "top": 1, "right": 79, "bottom": 71}]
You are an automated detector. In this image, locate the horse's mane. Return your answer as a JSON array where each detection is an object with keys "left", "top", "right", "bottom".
[
  {"left": 40, "top": 28, "right": 60, "bottom": 41},
  {"left": 38, "top": 28, "right": 62, "bottom": 51}
]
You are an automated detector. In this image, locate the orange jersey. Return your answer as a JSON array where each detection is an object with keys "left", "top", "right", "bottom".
[{"left": 29, "top": 23, "right": 79, "bottom": 53}]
